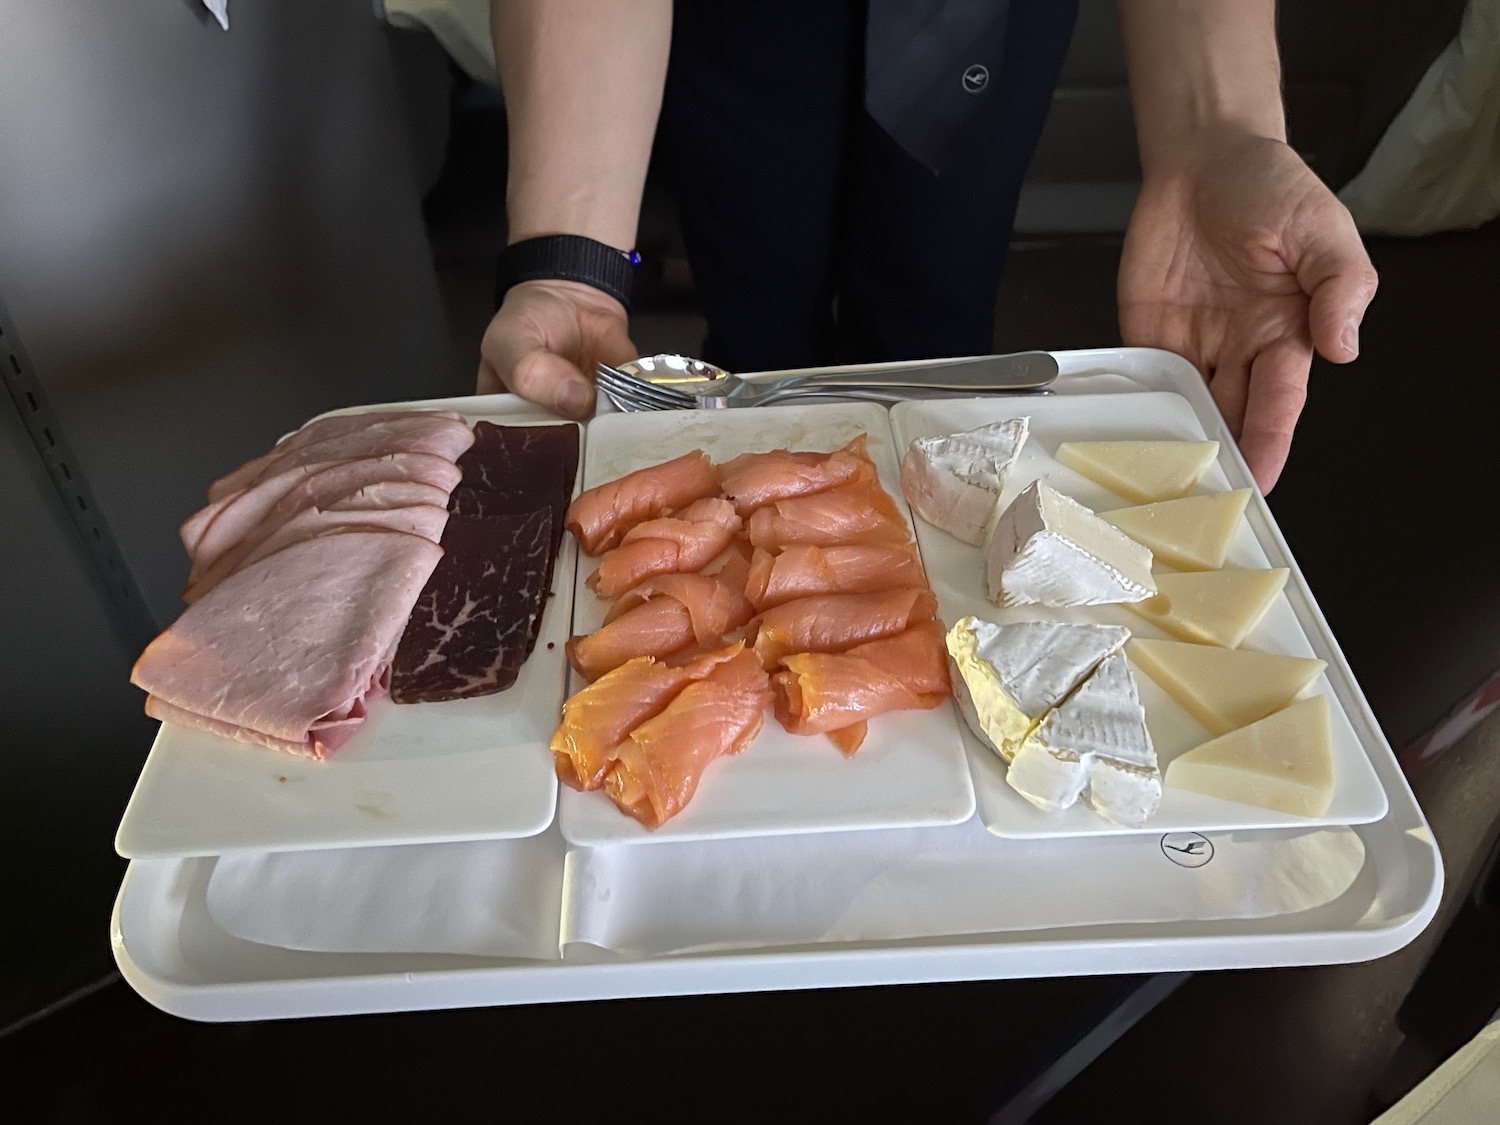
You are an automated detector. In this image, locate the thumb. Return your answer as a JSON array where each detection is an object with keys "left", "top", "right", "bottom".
[
  {"left": 478, "top": 299, "right": 596, "bottom": 418},
  {"left": 1293, "top": 203, "right": 1378, "bottom": 364}
]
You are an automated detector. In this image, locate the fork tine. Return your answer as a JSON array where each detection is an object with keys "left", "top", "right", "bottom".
[
  {"left": 595, "top": 362, "right": 696, "bottom": 408},
  {"left": 594, "top": 366, "right": 688, "bottom": 409},
  {"left": 594, "top": 371, "right": 675, "bottom": 411}
]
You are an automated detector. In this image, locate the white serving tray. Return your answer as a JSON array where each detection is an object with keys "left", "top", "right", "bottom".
[
  {"left": 560, "top": 401, "right": 974, "bottom": 846},
  {"left": 115, "top": 403, "right": 579, "bottom": 860},
  {"left": 889, "top": 391, "right": 1387, "bottom": 838},
  {"left": 110, "top": 349, "right": 1443, "bottom": 1021}
]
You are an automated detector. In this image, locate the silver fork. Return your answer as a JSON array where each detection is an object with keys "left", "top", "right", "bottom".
[{"left": 595, "top": 351, "right": 1058, "bottom": 411}]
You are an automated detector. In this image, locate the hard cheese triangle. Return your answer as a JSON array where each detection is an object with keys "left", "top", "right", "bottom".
[
  {"left": 1100, "top": 488, "right": 1252, "bottom": 570},
  {"left": 1128, "top": 637, "right": 1326, "bottom": 735},
  {"left": 1165, "top": 695, "right": 1335, "bottom": 816},
  {"left": 1126, "top": 568, "right": 1289, "bottom": 648},
  {"left": 1055, "top": 440, "right": 1219, "bottom": 503}
]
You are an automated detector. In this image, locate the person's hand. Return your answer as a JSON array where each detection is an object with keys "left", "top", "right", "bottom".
[
  {"left": 1118, "top": 133, "right": 1378, "bottom": 492},
  {"left": 477, "top": 279, "right": 638, "bottom": 418}
]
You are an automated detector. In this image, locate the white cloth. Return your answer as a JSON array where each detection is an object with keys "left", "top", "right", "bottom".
[
  {"left": 1372, "top": 1017, "right": 1500, "bottom": 1125},
  {"left": 376, "top": 0, "right": 497, "bottom": 85},
  {"left": 202, "top": 0, "right": 229, "bottom": 31},
  {"left": 1340, "top": 0, "right": 1500, "bottom": 235}
]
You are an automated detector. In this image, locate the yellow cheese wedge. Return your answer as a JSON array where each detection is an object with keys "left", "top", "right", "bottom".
[
  {"left": 1165, "top": 696, "right": 1335, "bottom": 816},
  {"left": 1100, "top": 489, "right": 1252, "bottom": 570},
  {"left": 1055, "top": 440, "right": 1219, "bottom": 503},
  {"left": 1127, "top": 638, "right": 1326, "bottom": 735},
  {"left": 1125, "top": 568, "right": 1289, "bottom": 648}
]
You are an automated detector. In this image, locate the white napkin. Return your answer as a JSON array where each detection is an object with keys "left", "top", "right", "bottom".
[
  {"left": 202, "top": 0, "right": 229, "bottom": 30},
  {"left": 205, "top": 828, "right": 564, "bottom": 959},
  {"left": 560, "top": 817, "right": 1366, "bottom": 957}
]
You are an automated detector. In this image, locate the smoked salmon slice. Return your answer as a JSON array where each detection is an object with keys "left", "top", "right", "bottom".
[
  {"left": 744, "top": 543, "right": 927, "bottom": 610},
  {"left": 565, "top": 450, "right": 721, "bottom": 554},
  {"left": 586, "top": 497, "right": 742, "bottom": 599},
  {"left": 571, "top": 573, "right": 754, "bottom": 681},
  {"left": 746, "top": 477, "right": 911, "bottom": 550},
  {"left": 550, "top": 646, "right": 742, "bottom": 790},
  {"left": 718, "top": 436, "right": 875, "bottom": 516},
  {"left": 604, "top": 647, "right": 772, "bottom": 828},
  {"left": 772, "top": 622, "right": 952, "bottom": 752},
  {"left": 751, "top": 587, "right": 938, "bottom": 668}
]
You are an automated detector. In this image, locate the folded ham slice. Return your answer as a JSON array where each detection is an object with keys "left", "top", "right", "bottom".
[
  {"left": 205, "top": 410, "right": 468, "bottom": 502},
  {"left": 133, "top": 530, "right": 442, "bottom": 758}
]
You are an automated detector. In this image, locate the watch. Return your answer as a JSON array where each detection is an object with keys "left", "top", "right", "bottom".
[{"left": 494, "top": 235, "right": 641, "bottom": 313}]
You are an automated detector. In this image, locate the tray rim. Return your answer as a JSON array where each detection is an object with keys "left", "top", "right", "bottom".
[{"left": 109, "top": 347, "right": 1444, "bottom": 1021}]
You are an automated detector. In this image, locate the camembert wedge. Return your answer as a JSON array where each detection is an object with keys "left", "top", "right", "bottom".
[
  {"left": 1100, "top": 489, "right": 1252, "bottom": 571},
  {"left": 987, "top": 480, "right": 1156, "bottom": 607},
  {"left": 1125, "top": 568, "right": 1289, "bottom": 648},
  {"left": 1128, "top": 638, "right": 1326, "bottom": 735},
  {"left": 1056, "top": 440, "right": 1219, "bottom": 503},
  {"left": 899, "top": 417, "right": 1029, "bottom": 545},
  {"left": 1165, "top": 695, "right": 1335, "bottom": 817},
  {"left": 944, "top": 617, "right": 1127, "bottom": 760},
  {"left": 1015, "top": 652, "right": 1159, "bottom": 825}
]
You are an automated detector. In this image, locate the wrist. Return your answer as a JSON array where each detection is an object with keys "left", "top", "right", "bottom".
[
  {"left": 495, "top": 234, "right": 640, "bottom": 313},
  {"left": 1139, "top": 126, "right": 1287, "bottom": 185},
  {"left": 505, "top": 278, "right": 629, "bottom": 321}
]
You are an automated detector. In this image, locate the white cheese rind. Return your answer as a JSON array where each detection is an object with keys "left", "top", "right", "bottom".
[
  {"left": 900, "top": 418, "right": 1029, "bottom": 546},
  {"left": 944, "top": 617, "right": 1128, "bottom": 760},
  {"left": 986, "top": 481, "right": 1156, "bottom": 607}
]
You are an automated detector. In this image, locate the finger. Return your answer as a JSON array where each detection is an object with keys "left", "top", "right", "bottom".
[
  {"left": 480, "top": 313, "right": 595, "bottom": 417},
  {"left": 476, "top": 358, "right": 502, "bottom": 396},
  {"left": 1238, "top": 335, "right": 1312, "bottom": 493},
  {"left": 509, "top": 347, "right": 596, "bottom": 418},
  {"left": 1207, "top": 357, "right": 1252, "bottom": 440},
  {"left": 1292, "top": 204, "right": 1378, "bottom": 364}
]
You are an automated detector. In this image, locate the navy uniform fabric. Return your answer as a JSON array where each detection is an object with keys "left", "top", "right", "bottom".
[{"left": 657, "top": 0, "right": 1081, "bottom": 372}]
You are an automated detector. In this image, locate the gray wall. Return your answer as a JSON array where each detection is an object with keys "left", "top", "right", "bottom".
[{"left": 0, "top": 0, "right": 458, "bottom": 1025}]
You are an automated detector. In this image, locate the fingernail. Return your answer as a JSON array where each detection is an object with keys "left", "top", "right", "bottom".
[
  {"left": 556, "top": 380, "right": 593, "bottom": 417},
  {"left": 1341, "top": 322, "right": 1359, "bottom": 357}
]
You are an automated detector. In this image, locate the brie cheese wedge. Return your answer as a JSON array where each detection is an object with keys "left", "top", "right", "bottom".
[
  {"left": 1165, "top": 695, "right": 1335, "bottom": 817},
  {"left": 944, "top": 616, "right": 1128, "bottom": 760},
  {"left": 899, "top": 417, "right": 1029, "bottom": 545},
  {"left": 1056, "top": 440, "right": 1219, "bottom": 503},
  {"left": 987, "top": 480, "right": 1156, "bottom": 607}
]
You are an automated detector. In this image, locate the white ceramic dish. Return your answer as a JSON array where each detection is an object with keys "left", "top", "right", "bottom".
[
  {"left": 114, "top": 401, "right": 578, "bottom": 860},
  {"left": 889, "top": 392, "right": 1389, "bottom": 838},
  {"left": 558, "top": 401, "right": 975, "bottom": 846}
]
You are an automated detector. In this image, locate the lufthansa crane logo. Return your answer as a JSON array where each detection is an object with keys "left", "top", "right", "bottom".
[
  {"left": 962, "top": 65, "right": 990, "bottom": 95},
  {"left": 1160, "top": 832, "right": 1215, "bottom": 868}
]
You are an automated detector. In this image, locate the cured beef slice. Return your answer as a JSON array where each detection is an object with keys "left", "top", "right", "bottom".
[
  {"left": 454, "top": 421, "right": 580, "bottom": 553},
  {"left": 389, "top": 508, "right": 554, "bottom": 703}
]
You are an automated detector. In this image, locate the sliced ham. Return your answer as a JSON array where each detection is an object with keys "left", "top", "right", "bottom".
[
  {"left": 326, "top": 480, "right": 453, "bottom": 512},
  {"left": 184, "top": 452, "right": 462, "bottom": 590},
  {"left": 184, "top": 504, "right": 451, "bottom": 605},
  {"left": 132, "top": 530, "right": 442, "bottom": 758},
  {"left": 206, "top": 411, "right": 469, "bottom": 501}
]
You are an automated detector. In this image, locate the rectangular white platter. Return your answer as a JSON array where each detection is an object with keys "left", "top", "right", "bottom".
[
  {"left": 107, "top": 350, "right": 1443, "bottom": 1021},
  {"left": 558, "top": 401, "right": 976, "bottom": 847},
  {"left": 115, "top": 399, "right": 579, "bottom": 860},
  {"left": 889, "top": 392, "right": 1389, "bottom": 839}
]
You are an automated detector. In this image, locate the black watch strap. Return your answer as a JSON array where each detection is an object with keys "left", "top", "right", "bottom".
[{"left": 494, "top": 235, "right": 640, "bottom": 314}]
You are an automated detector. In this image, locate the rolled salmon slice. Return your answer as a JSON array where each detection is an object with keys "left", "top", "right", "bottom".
[
  {"left": 772, "top": 621, "right": 952, "bottom": 751},
  {"left": 744, "top": 543, "right": 927, "bottom": 610},
  {"left": 565, "top": 450, "right": 721, "bottom": 554},
  {"left": 746, "top": 478, "right": 912, "bottom": 550},
  {"left": 567, "top": 598, "right": 696, "bottom": 682},
  {"left": 752, "top": 587, "right": 938, "bottom": 668},
  {"left": 587, "top": 497, "right": 743, "bottom": 599},
  {"left": 603, "top": 572, "right": 754, "bottom": 643},
  {"left": 550, "top": 645, "right": 744, "bottom": 789},
  {"left": 718, "top": 435, "right": 875, "bottom": 516},
  {"left": 605, "top": 647, "right": 772, "bottom": 828}
]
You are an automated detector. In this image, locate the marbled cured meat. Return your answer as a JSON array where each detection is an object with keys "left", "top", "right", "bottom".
[
  {"left": 453, "top": 421, "right": 580, "bottom": 553},
  {"left": 389, "top": 508, "right": 554, "bottom": 703}
]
